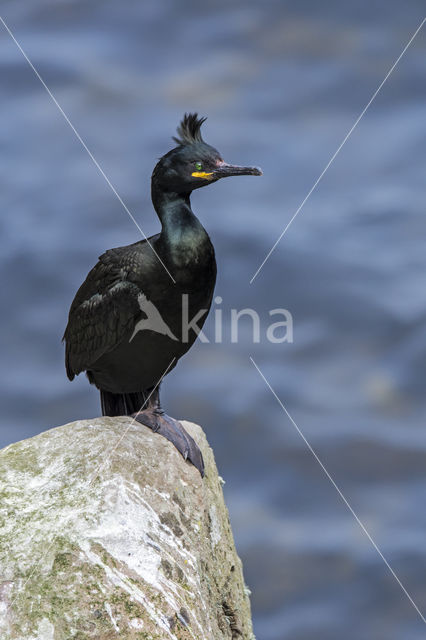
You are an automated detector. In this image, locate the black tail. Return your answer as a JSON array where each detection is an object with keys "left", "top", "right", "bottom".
[{"left": 100, "top": 390, "right": 149, "bottom": 417}]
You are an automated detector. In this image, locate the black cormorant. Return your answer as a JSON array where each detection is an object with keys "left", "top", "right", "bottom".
[{"left": 63, "top": 114, "right": 262, "bottom": 476}]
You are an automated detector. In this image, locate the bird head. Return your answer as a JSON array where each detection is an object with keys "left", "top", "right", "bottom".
[{"left": 152, "top": 113, "right": 262, "bottom": 194}]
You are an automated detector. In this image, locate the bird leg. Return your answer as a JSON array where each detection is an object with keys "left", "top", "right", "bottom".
[{"left": 132, "top": 387, "right": 205, "bottom": 477}]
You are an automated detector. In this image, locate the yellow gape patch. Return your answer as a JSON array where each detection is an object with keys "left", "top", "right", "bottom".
[{"left": 191, "top": 171, "right": 214, "bottom": 179}]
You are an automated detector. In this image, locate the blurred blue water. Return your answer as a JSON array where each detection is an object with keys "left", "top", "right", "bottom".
[{"left": 1, "top": 2, "right": 426, "bottom": 638}]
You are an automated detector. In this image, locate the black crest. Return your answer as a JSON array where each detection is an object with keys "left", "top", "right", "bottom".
[{"left": 173, "top": 113, "right": 207, "bottom": 146}]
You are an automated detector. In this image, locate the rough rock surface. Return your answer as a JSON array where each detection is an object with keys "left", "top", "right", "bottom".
[{"left": 0, "top": 417, "right": 254, "bottom": 639}]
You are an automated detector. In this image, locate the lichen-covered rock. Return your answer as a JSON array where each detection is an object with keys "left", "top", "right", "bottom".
[{"left": 0, "top": 417, "right": 254, "bottom": 639}]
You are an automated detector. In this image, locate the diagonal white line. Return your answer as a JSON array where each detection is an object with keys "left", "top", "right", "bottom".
[
  {"left": 0, "top": 15, "right": 176, "bottom": 284},
  {"left": 8, "top": 357, "right": 176, "bottom": 608},
  {"left": 250, "top": 356, "right": 426, "bottom": 625},
  {"left": 250, "top": 17, "right": 426, "bottom": 284}
]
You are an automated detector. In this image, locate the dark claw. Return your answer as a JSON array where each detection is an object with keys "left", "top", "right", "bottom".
[{"left": 132, "top": 410, "right": 205, "bottom": 477}]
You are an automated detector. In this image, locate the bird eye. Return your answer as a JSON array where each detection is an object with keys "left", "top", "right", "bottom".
[{"left": 195, "top": 162, "right": 203, "bottom": 171}]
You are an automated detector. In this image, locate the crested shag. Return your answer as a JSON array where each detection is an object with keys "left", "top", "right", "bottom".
[{"left": 63, "top": 114, "right": 262, "bottom": 476}]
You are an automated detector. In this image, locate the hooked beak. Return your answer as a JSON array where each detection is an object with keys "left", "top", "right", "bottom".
[
  {"left": 212, "top": 161, "right": 263, "bottom": 179},
  {"left": 192, "top": 162, "right": 262, "bottom": 181}
]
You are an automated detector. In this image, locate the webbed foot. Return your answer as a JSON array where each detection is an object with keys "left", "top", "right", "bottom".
[{"left": 132, "top": 409, "right": 204, "bottom": 477}]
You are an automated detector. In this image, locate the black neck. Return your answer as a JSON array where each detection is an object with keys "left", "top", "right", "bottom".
[
  {"left": 151, "top": 179, "right": 210, "bottom": 268},
  {"left": 151, "top": 182, "right": 193, "bottom": 230}
]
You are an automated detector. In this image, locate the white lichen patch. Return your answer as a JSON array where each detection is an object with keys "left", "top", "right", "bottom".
[
  {"left": 129, "top": 617, "right": 144, "bottom": 629},
  {"left": 27, "top": 618, "right": 55, "bottom": 640},
  {"left": 209, "top": 504, "right": 222, "bottom": 548},
  {"left": 104, "top": 601, "right": 120, "bottom": 632},
  {"left": 0, "top": 417, "right": 254, "bottom": 639}
]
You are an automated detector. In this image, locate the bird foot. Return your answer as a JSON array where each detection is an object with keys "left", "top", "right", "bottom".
[{"left": 132, "top": 409, "right": 205, "bottom": 477}]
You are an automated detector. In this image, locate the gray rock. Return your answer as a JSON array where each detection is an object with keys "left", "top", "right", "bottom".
[{"left": 0, "top": 417, "right": 254, "bottom": 639}]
